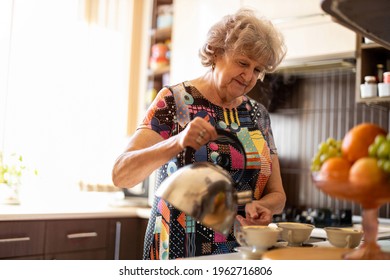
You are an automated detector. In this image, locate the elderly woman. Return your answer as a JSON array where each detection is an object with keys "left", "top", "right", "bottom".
[{"left": 112, "top": 8, "right": 287, "bottom": 260}]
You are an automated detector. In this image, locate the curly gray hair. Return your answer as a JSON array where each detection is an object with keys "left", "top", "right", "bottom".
[{"left": 199, "top": 9, "right": 287, "bottom": 73}]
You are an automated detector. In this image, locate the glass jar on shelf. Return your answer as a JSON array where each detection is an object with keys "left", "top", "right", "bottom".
[{"left": 360, "top": 76, "right": 377, "bottom": 98}]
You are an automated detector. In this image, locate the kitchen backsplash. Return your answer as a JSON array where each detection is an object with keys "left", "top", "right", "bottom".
[{"left": 268, "top": 69, "right": 390, "bottom": 218}]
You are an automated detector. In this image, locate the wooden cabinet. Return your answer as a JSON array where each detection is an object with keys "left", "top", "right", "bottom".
[
  {"left": 170, "top": 0, "right": 356, "bottom": 82},
  {"left": 0, "top": 217, "right": 149, "bottom": 260},
  {"left": 108, "top": 218, "right": 149, "bottom": 260},
  {"left": 355, "top": 35, "right": 390, "bottom": 104},
  {"left": 44, "top": 219, "right": 109, "bottom": 260},
  {"left": 242, "top": 0, "right": 356, "bottom": 65},
  {"left": 145, "top": 0, "right": 173, "bottom": 108},
  {"left": 0, "top": 221, "right": 45, "bottom": 259},
  {"left": 127, "top": 0, "right": 174, "bottom": 134}
]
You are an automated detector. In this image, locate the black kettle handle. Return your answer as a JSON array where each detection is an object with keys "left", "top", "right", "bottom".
[{"left": 184, "top": 128, "right": 247, "bottom": 183}]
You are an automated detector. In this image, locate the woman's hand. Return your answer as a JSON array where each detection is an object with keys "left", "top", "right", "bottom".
[
  {"left": 236, "top": 202, "right": 273, "bottom": 226},
  {"left": 177, "top": 117, "right": 218, "bottom": 150}
]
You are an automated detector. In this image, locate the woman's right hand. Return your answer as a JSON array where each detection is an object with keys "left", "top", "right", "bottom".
[
  {"left": 236, "top": 202, "right": 273, "bottom": 226},
  {"left": 177, "top": 117, "right": 218, "bottom": 150}
]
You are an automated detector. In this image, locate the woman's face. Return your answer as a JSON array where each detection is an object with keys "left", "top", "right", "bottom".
[{"left": 213, "top": 51, "right": 265, "bottom": 101}]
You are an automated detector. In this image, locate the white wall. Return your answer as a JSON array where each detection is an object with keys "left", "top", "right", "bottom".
[
  {"left": 170, "top": 0, "right": 356, "bottom": 82},
  {"left": 170, "top": 0, "right": 240, "bottom": 84}
]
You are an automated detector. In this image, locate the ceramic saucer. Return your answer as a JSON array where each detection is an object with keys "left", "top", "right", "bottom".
[{"left": 234, "top": 246, "right": 267, "bottom": 259}]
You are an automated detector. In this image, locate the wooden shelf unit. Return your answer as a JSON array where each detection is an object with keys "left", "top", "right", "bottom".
[
  {"left": 355, "top": 35, "right": 390, "bottom": 104},
  {"left": 145, "top": 0, "right": 173, "bottom": 108}
]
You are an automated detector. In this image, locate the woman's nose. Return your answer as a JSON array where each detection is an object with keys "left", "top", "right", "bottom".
[{"left": 241, "top": 69, "right": 255, "bottom": 81}]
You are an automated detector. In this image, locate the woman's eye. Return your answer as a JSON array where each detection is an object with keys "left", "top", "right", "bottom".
[{"left": 239, "top": 61, "right": 247, "bottom": 67}]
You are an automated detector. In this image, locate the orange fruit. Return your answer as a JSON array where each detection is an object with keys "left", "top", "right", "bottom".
[
  {"left": 319, "top": 157, "right": 351, "bottom": 181},
  {"left": 349, "top": 157, "right": 386, "bottom": 186},
  {"left": 342, "top": 123, "right": 386, "bottom": 163}
]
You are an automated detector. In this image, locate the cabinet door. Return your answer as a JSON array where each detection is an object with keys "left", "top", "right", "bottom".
[
  {"left": 0, "top": 221, "right": 45, "bottom": 259},
  {"left": 242, "top": 0, "right": 356, "bottom": 63},
  {"left": 355, "top": 37, "right": 390, "bottom": 103},
  {"left": 108, "top": 218, "right": 148, "bottom": 260},
  {"left": 45, "top": 249, "right": 107, "bottom": 260},
  {"left": 45, "top": 219, "right": 108, "bottom": 258}
]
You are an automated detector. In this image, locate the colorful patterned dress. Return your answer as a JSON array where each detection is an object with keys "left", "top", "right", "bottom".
[{"left": 139, "top": 81, "right": 277, "bottom": 260}]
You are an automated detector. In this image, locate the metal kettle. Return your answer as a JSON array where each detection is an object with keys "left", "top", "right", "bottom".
[{"left": 156, "top": 129, "right": 252, "bottom": 235}]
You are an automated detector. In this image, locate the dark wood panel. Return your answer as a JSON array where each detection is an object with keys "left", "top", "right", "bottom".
[
  {"left": 45, "top": 249, "right": 107, "bottom": 260},
  {"left": 0, "top": 221, "right": 45, "bottom": 259},
  {"left": 45, "top": 219, "right": 108, "bottom": 254},
  {"left": 0, "top": 217, "right": 150, "bottom": 260},
  {"left": 6, "top": 255, "right": 44, "bottom": 260},
  {"left": 138, "top": 219, "right": 149, "bottom": 259},
  {"left": 108, "top": 218, "right": 148, "bottom": 260}
]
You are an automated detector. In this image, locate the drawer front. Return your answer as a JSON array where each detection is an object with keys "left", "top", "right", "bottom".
[
  {"left": 0, "top": 221, "right": 45, "bottom": 259},
  {"left": 45, "top": 248, "right": 108, "bottom": 260},
  {"left": 45, "top": 219, "right": 108, "bottom": 254}
]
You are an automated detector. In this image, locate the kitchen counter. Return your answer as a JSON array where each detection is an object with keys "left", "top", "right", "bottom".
[
  {"left": 0, "top": 195, "right": 151, "bottom": 221},
  {"left": 0, "top": 194, "right": 152, "bottom": 260},
  {"left": 187, "top": 240, "right": 390, "bottom": 260},
  {"left": 186, "top": 226, "right": 390, "bottom": 260}
]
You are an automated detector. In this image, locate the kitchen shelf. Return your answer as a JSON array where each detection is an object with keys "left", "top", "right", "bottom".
[
  {"left": 148, "top": 65, "right": 170, "bottom": 77},
  {"left": 355, "top": 35, "right": 390, "bottom": 104},
  {"left": 144, "top": 0, "right": 173, "bottom": 109},
  {"left": 360, "top": 42, "right": 386, "bottom": 50},
  {"left": 358, "top": 96, "right": 390, "bottom": 104},
  {"left": 151, "top": 26, "right": 172, "bottom": 42}
]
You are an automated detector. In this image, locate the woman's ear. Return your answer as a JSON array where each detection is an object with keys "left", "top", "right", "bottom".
[{"left": 213, "top": 50, "right": 224, "bottom": 64}]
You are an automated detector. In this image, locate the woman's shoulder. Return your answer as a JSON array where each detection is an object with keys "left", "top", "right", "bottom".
[
  {"left": 244, "top": 95, "right": 269, "bottom": 114},
  {"left": 165, "top": 81, "right": 192, "bottom": 93},
  {"left": 154, "top": 81, "right": 193, "bottom": 101},
  {"left": 156, "top": 85, "right": 174, "bottom": 96}
]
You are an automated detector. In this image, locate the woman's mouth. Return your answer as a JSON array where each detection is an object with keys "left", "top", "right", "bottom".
[{"left": 234, "top": 79, "right": 248, "bottom": 88}]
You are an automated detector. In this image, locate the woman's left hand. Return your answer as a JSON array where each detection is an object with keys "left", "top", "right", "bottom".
[{"left": 236, "top": 202, "right": 273, "bottom": 226}]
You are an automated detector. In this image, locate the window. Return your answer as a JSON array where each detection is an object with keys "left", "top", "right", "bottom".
[{"left": 0, "top": 0, "right": 138, "bottom": 198}]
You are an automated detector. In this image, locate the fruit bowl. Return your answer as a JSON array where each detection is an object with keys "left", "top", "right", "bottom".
[
  {"left": 312, "top": 172, "right": 390, "bottom": 259},
  {"left": 312, "top": 172, "right": 390, "bottom": 209}
]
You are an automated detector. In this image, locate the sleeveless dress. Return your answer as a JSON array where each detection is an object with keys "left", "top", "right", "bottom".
[{"left": 138, "top": 81, "right": 277, "bottom": 260}]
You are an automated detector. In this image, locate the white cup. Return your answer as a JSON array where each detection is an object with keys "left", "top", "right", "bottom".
[
  {"left": 324, "top": 227, "right": 363, "bottom": 248},
  {"left": 276, "top": 222, "right": 315, "bottom": 246},
  {"left": 235, "top": 225, "right": 282, "bottom": 250}
]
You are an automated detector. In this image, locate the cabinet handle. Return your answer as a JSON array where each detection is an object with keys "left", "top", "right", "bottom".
[
  {"left": 114, "top": 221, "right": 121, "bottom": 260},
  {"left": 0, "top": 237, "right": 31, "bottom": 243},
  {"left": 66, "top": 232, "right": 98, "bottom": 239}
]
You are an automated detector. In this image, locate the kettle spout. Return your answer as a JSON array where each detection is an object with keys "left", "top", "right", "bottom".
[{"left": 236, "top": 190, "right": 253, "bottom": 205}]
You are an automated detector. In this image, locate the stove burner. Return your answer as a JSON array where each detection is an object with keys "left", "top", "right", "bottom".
[{"left": 273, "top": 207, "right": 353, "bottom": 228}]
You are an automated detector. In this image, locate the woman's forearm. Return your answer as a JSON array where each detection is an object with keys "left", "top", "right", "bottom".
[
  {"left": 254, "top": 191, "right": 286, "bottom": 215},
  {"left": 258, "top": 154, "right": 286, "bottom": 214},
  {"left": 112, "top": 132, "right": 182, "bottom": 188}
]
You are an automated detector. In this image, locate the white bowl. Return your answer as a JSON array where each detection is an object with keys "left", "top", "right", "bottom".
[
  {"left": 235, "top": 225, "right": 282, "bottom": 250},
  {"left": 277, "top": 222, "right": 315, "bottom": 246},
  {"left": 324, "top": 227, "right": 363, "bottom": 248},
  {"left": 235, "top": 246, "right": 265, "bottom": 259}
]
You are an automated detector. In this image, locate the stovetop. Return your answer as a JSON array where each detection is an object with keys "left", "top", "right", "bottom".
[{"left": 273, "top": 207, "right": 353, "bottom": 228}]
